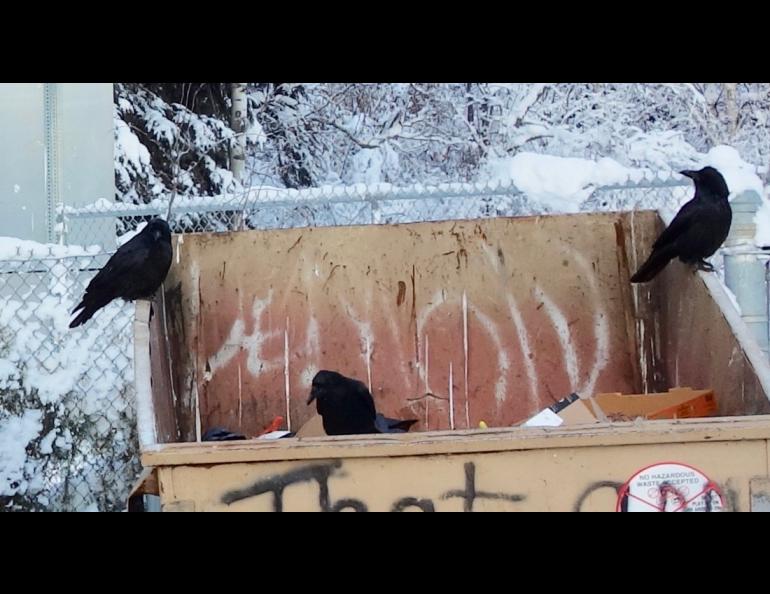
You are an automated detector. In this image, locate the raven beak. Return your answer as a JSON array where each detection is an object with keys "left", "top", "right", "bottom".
[
  {"left": 307, "top": 391, "right": 316, "bottom": 405},
  {"left": 679, "top": 170, "right": 697, "bottom": 180}
]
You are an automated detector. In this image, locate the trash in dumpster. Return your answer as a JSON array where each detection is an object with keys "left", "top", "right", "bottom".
[
  {"left": 202, "top": 415, "right": 295, "bottom": 441},
  {"left": 521, "top": 387, "right": 716, "bottom": 427},
  {"left": 595, "top": 387, "right": 716, "bottom": 421},
  {"left": 201, "top": 427, "right": 246, "bottom": 441}
]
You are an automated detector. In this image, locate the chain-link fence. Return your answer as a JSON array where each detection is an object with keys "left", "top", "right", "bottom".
[
  {"left": 2, "top": 174, "right": 694, "bottom": 511},
  {"left": 0, "top": 253, "right": 138, "bottom": 511},
  {"left": 56, "top": 173, "right": 693, "bottom": 249}
]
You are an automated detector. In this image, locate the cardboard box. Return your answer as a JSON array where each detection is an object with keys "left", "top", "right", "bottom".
[
  {"left": 522, "top": 388, "right": 716, "bottom": 427},
  {"left": 295, "top": 414, "right": 327, "bottom": 438},
  {"left": 595, "top": 387, "right": 716, "bottom": 421},
  {"left": 523, "top": 393, "right": 600, "bottom": 427}
]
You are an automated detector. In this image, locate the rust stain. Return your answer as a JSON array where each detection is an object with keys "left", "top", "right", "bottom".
[
  {"left": 323, "top": 264, "right": 341, "bottom": 290},
  {"left": 396, "top": 281, "right": 407, "bottom": 307},
  {"left": 613, "top": 220, "right": 625, "bottom": 249},
  {"left": 287, "top": 235, "right": 303, "bottom": 253}
]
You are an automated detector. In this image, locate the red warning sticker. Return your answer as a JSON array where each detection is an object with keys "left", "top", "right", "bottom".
[{"left": 617, "top": 462, "right": 724, "bottom": 512}]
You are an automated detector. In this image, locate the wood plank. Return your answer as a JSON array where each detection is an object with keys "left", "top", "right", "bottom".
[{"left": 142, "top": 415, "right": 770, "bottom": 467}]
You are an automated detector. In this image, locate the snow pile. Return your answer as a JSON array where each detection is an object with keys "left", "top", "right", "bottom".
[
  {"left": 691, "top": 145, "right": 768, "bottom": 248},
  {"left": 479, "top": 152, "right": 655, "bottom": 213},
  {"left": 700, "top": 145, "right": 764, "bottom": 198},
  {"left": 474, "top": 146, "right": 767, "bottom": 244},
  {"left": 0, "top": 409, "right": 43, "bottom": 498}
]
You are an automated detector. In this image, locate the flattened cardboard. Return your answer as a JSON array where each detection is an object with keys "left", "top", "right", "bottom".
[{"left": 296, "top": 414, "right": 326, "bottom": 438}]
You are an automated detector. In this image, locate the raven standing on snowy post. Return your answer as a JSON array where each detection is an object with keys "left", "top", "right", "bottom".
[
  {"left": 69, "top": 218, "right": 173, "bottom": 328},
  {"left": 630, "top": 166, "right": 732, "bottom": 283},
  {"left": 307, "top": 370, "right": 418, "bottom": 436}
]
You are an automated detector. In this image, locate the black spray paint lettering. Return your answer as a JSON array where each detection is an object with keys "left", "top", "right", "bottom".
[
  {"left": 573, "top": 481, "right": 624, "bottom": 512},
  {"left": 331, "top": 499, "right": 368, "bottom": 512},
  {"left": 219, "top": 462, "right": 734, "bottom": 512},
  {"left": 221, "top": 460, "right": 343, "bottom": 512},
  {"left": 221, "top": 460, "right": 525, "bottom": 511},
  {"left": 391, "top": 497, "right": 436, "bottom": 512},
  {"left": 441, "top": 462, "right": 526, "bottom": 511}
]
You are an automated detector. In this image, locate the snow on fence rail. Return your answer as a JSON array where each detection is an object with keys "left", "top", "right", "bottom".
[{"left": 57, "top": 173, "right": 692, "bottom": 250}]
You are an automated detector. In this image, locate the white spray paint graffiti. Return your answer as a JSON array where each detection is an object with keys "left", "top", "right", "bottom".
[
  {"left": 203, "top": 239, "right": 612, "bottom": 428},
  {"left": 568, "top": 249, "right": 610, "bottom": 396},
  {"left": 506, "top": 294, "right": 539, "bottom": 407},
  {"left": 533, "top": 285, "right": 580, "bottom": 392},
  {"left": 207, "top": 290, "right": 282, "bottom": 377},
  {"left": 468, "top": 304, "right": 511, "bottom": 409},
  {"left": 299, "top": 315, "right": 321, "bottom": 390}
]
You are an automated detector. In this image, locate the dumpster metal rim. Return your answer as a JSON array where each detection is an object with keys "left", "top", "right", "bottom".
[{"left": 140, "top": 414, "right": 770, "bottom": 468}]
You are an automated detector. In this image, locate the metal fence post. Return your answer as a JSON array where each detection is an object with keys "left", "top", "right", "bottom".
[{"left": 723, "top": 189, "right": 769, "bottom": 356}]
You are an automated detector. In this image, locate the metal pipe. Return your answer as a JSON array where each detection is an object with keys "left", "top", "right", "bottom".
[
  {"left": 724, "top": 252, "right": 769, "bottom": 354},
  {"left": 723, "top": 189, "right": 769, "bottom": 356}
]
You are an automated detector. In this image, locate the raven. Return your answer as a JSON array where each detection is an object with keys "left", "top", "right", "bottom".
[
  {"left": 306, "top": 370, "right": 418, "bottom": 436},
  {"left": 631, "top": 166, "right": 731, "bottom": 283},
  {"left": 69, "top": 218, "right": 173, "bottom": 328}
]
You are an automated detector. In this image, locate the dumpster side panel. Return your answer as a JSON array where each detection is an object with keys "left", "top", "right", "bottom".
[
  {"left": 621, "top": 214, "right": 669, "bottom": 393},
  {"left": 162, "top": 213, "right": 655, "bottom": 438},
  {"left": 156, "top": 437, "right": 769, "bottom": 512},
  {"left": 148, "top": 291, "right": 181, "bottom": 442},
  {"left": 658, "top": 262, "right": 770, "bottom": 416},
  {"left": 161, "top": 240, "right": 208, "bottom": 441}
]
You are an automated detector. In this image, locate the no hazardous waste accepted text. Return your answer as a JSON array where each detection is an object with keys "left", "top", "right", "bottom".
[{"left": 616, "top": 462, "right": 724, "bottom": 512}]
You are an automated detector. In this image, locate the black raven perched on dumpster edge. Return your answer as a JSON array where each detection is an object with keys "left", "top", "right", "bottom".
[
  {"left": 307, "top": 370, "right": 419, "bottom": 436},
  {"left": 69, "top": 218, "right": 173, "bottom": 328},
  {"left": 630, "top": 166, "right": 732, "bottom": 283}
]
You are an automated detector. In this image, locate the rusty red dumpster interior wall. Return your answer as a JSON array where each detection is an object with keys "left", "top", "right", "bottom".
[{"left": 148, "top": 211, "right": 770, "bottom": 442}]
